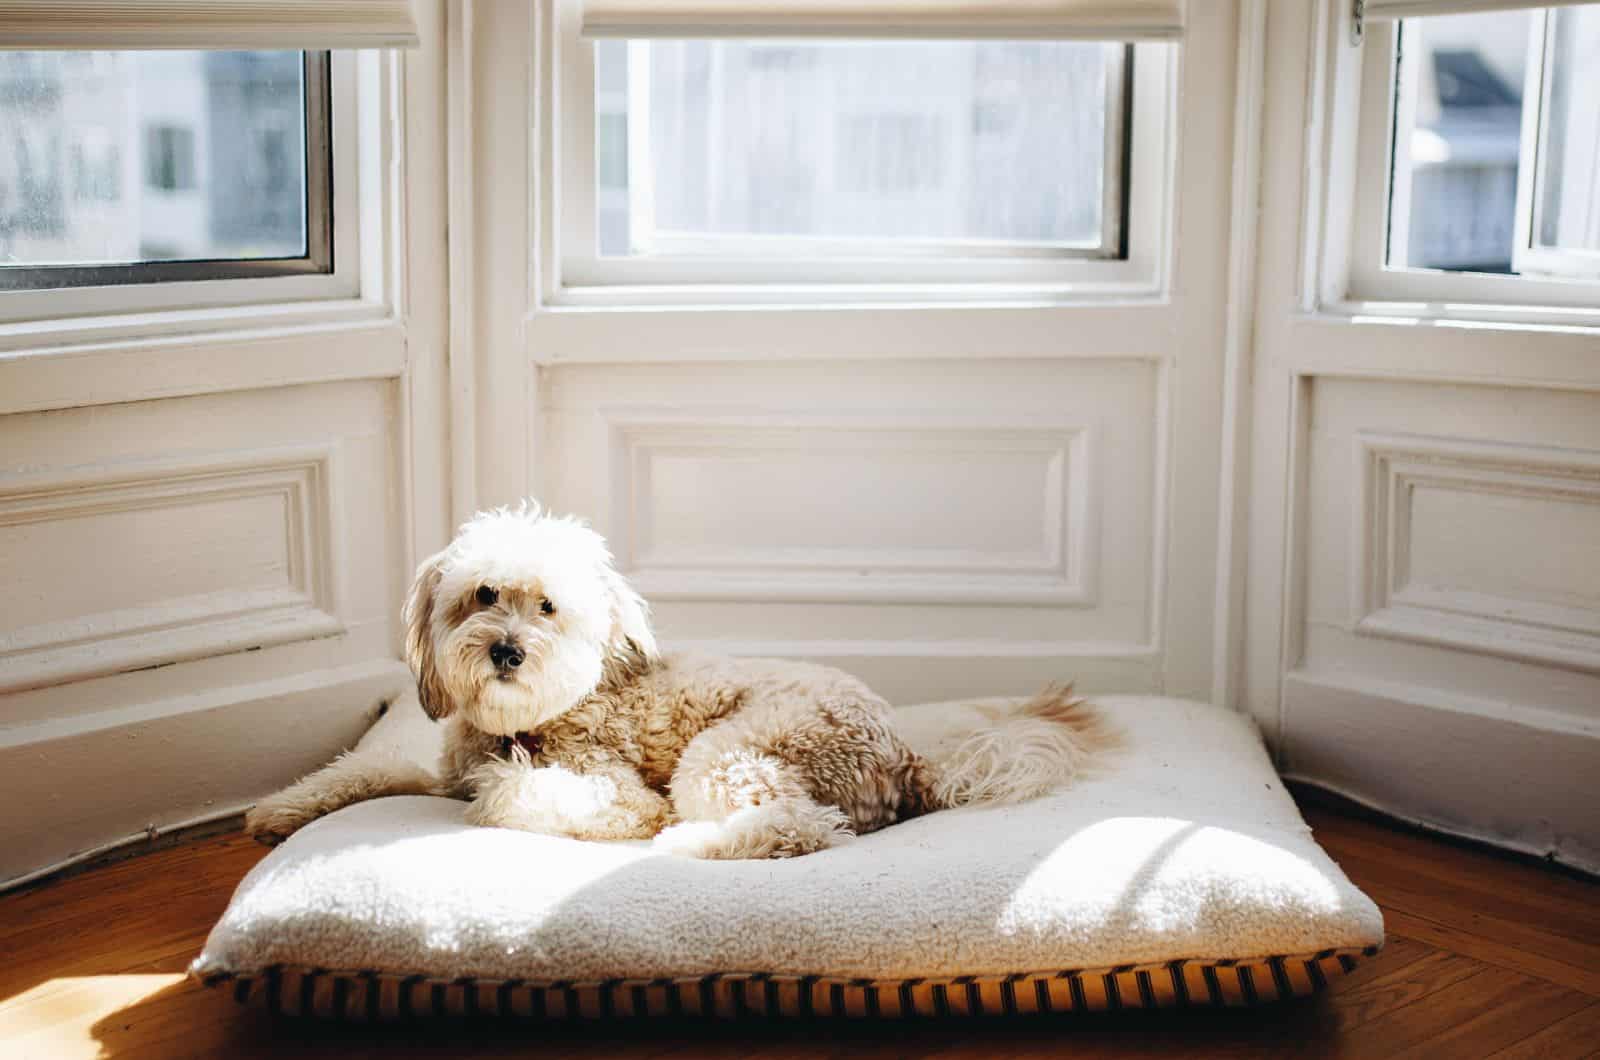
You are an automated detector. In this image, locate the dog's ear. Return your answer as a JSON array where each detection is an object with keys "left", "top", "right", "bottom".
[
  {"left": 604, "top": 566, "right": 658, "bottom": 665},
  {"left": 403, "top": 548, "right": 454, "bottom": 720}
]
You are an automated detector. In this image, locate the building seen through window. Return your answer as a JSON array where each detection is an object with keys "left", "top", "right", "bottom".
[
  {"left": 595, "top": 40, "right": 1122, "bottom": 258},
  {"left": 0, "top": 50, "right": 309, "bottom": 271}
]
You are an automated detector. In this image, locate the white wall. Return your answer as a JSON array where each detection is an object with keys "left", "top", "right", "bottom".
[
  {"left": 0, "top": 6, "right": 452, "bottom": 888},
  {"left": 458, "top": 0, "right": 1249, "bottom": 710},
  {"left": 6, "top": 0, "right": 1591, "bottom": 888},
  {"left": 1244, "top": 0, "right": 1600, "bottom": 873}
]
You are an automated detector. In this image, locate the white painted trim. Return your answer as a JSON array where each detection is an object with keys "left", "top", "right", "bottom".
[
  {"left": 672, "top": 640, "right": 1164, "bottom": 709},
  {"left": 0, "top": 658, "right": 413, "bottom": 889},
  {"left": 1266, "top": 371, "right": 1313, "bottom": 753},
  {"left": 1210, "top": 0, "right": 1267, "bottom": 710},
  {"left": 1351, "top": 432, "right": 1600, "bottom": 673},
  {"left": 0, "top": 444, "right": 346, "bottom": 693},
  {"left": 1247, "top": 0, "right": 1600, "bottom": 871},
  {"left": 0, "top": 319, "right": 405, "bottom": 417},
  {"left": 495, "top": 1, "right": 1234, "bottom": 707},
  {"left": 1324, "top": 3, "right": 1600, "bottom": 323},
  {"left": 1264, "top": 316, "right": 1600, "bottom": 392},
  {"left": 1281, "top": 777, "right": 1597, "bottom": 879},
  {"left": 400, "top": 0, "right": 455, "bottom": 571},
  {"left": 0, "top": 48, "right": 412, "bottom": 419},
  {"left": 446, "top": 0, "right": 480, "bottom": 527},
  {"left": 0, "top": 3, "right": 452, "bottom": 891},
  {"left": 603, "top": 408, "right": 1099, "bottom": 606},
  {"left": 446, "top": 0, "right": 534, "bottom": 510},
  {"left": 526, "top": 303, "right": 1177, "bottom": 364},
  {"left": 676, "top": 638, "right": 1160, "bottom": 659},
  {"left": 0, "top": 803, "right": 248, "bottom": 895},
  {"left": 0, "top": 296, "right": 391, "bottom": 356},
  {"left": 1281, "top": 670, "right": 1599, "bottom": 873}
]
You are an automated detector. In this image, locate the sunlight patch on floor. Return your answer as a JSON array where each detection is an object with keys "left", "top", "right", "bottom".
[{"left": 0, "top": 974, "right": 184, "bottom": 1058}]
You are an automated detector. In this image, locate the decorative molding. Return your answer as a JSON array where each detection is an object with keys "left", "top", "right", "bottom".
[
  {"left": 1211, "top": 0, "right": 1269, "bottom": 709},
  {"left": 1351, "top": 433, "right": 1600, "bottom": 673},
  {"left": 604, "top": 410, "right": 1097, "bottom": 606},
  {"left": 446, "top": 0, "right": 480, "bottom": 525},
  {"left": 0, "top": 445, "right": 344, "bottom": 694},
  {"left": 0, "top": 319, "right": 405, "bottom": 418}
]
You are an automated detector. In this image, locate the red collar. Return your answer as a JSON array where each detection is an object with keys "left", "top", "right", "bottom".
[{"left": 499, "top": 731, "right": 544, "bottom": 757}]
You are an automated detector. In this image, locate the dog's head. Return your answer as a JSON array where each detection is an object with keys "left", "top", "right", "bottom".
[{"left": 401, "top": 503, "right": 656, "bottom": 734}]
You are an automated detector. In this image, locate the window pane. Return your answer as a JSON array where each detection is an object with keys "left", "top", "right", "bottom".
[
  {"left": 0, "top": 51, "right": 308, "bottom": 271},
  {"left": 1534, "top": 7, "right": 1600, "bottom": 255},
  {"left": 595, "top": 40, "right": 1121, "bottom": 257},
  {"left": 1388, "top": 10, "right": 1533, "bottom": 273}
]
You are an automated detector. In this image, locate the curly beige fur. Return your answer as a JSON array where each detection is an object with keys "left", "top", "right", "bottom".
[{"left": 246, "top": 504, "right": 1113, "bottom": 859}]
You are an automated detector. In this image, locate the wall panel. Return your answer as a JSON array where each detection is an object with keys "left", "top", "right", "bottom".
[
  {"left": 540, "top": 357, "right": 1161, "bottom": 699},
  {"left": 0, "top": 379, "right": 410, "bottom": 885}
]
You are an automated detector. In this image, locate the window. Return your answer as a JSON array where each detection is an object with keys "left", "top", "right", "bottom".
[
  {"left": 553, "top": 0, "right": 1174, "bottom": 299},
  {"left": 0, "top": 50, "right": 330, "bottom": 291},
  {"left": 1350, "top": 3, "right": 1600, "bottom": 302},
  {"left": 592, "top": 40, "right": 1127, "bottom": 261}
]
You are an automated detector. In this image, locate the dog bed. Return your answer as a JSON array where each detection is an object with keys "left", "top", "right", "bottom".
[{"left": 190, "top": 694, "right": 1384, "bottom": 1019}]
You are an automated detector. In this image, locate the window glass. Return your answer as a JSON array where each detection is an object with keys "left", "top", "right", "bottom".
[
  {"left": 0, "top": 51, "right": 309, "bottom": 273},
  {"left": 594, "top": 40, "right": 1124, "bottom": 257},
  {"left": 1387, "top": 10, "right": 1534, "bottom": 273}
]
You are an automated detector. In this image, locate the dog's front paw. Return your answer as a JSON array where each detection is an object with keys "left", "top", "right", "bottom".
[
  {"left": 651, "top": 803, "right": 854, "bottom": 859},
  {"left": 244, "top": 795, "right": 316, "bottom": 845},
  {"left": 465, "top": 758, "right": 670, "bottom": 840},
  {"left": 465, "top": 760, "right": 618, "bottom": 835}
]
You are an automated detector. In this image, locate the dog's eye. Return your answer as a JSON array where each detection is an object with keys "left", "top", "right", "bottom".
[
  {"left": 475, "top": 586, "right": 498, "bottom": 607},
  {"left": 540, "top": 598, "right": 554, "bottom": 616}
]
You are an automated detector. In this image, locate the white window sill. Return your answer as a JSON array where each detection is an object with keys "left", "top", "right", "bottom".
[
  {"left": 0, "top": 300, "right": 404, "bottom": 416},
  {"left": 1313, "top": 298, "right": 1600, "bottom": 335},
  {"left": 0, "top": 296, "right": 393, "bottom": 356}
]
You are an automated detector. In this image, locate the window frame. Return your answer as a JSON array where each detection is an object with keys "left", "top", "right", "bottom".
[
  {"left": 539, "top": 0, "right": 1175, "bottom": 306},
  {"left": 1341, "top": 12, "right": 1600, "bottom": 313},
  {"left": 1513, "top": 8, "right": 1600, "bottom": 282},
  {"left": 0, "top": 50, "right": 361, "bottom": 324}
]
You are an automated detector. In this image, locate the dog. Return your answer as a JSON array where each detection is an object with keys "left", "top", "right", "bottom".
[{"left": 246, "top": 503, "right": 1112, "bottom": 859}]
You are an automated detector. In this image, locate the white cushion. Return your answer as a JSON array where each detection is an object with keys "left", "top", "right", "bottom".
[{"left": 191, "top": 695, "right": 1384, "bottom": 1017}]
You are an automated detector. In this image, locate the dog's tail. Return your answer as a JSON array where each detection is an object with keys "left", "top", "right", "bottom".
[{"left": 915, "top": 684, "right": 1115, "bottom": 810}]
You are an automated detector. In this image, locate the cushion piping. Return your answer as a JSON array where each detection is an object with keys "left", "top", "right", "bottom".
[{"left": 191, "top": 944, "right": 1381, "bottom": 1019}]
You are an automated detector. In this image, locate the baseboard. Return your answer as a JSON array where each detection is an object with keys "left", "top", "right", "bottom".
[{"left": 0, "top": 658, "right": 411, "bottom": 889}]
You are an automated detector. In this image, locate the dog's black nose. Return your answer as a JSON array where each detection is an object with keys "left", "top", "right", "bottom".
[{"left": 489, "top": 641, "right": 524, "bottom": 669}]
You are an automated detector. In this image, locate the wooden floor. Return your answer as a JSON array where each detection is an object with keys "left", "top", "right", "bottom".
[{"left": 3, "top": 796, "right": 1597, "bottom": 1060}]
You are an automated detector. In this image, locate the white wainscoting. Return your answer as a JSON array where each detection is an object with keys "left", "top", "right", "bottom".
[
  {"left": 539, "top": 358, "right": 1162, "bottom": 702},
  {"left": 604, "top": 410, "right": 1095, "bottom": 607},
  {"left": 1280, "top": 671, "right": 1599, "bottom": 870},
  {"left": 0, "top": 659, "right": 409, "bottom": 887},
  {"left": 0, "top": 379, "right": 413, "bottom": 886},
  {"left": 1272, "top": 375, "right": 1600, "bottom": 871},
  {"left": 1298, "top": 379, "right": 1600, "bottom": 724},
  {"left": 0, "top": 445, "right": 344, "bottom": 694},
  {"left": 0, "top": 7, "right": 453, "bottom": 891},
  {"left": 1351, "top": 433, "right": 1600, "bottom": 674}
]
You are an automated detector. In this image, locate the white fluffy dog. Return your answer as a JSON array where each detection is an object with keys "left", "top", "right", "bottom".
[{"left": 247, "top": 504, "right": 1111, "bottom": 859}]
